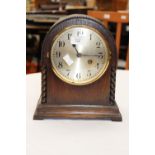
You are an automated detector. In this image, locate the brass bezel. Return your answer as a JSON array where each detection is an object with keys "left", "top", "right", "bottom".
[{"left": 50, "top": 25, "right": 111, "bottom": 86}]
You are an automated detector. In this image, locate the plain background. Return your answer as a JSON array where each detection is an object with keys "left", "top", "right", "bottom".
[{"left": 0, "top": 0, "right": 155, "bottom": 155}]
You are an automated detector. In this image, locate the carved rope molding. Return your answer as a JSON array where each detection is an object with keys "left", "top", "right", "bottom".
[
  {"left": 110, "top": 67, "right": 116, "bottom": 105},
  {"left": 41, "top": 66, "right": 47, "bottom": 104}
]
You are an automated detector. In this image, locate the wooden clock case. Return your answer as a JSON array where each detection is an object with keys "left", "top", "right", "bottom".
[{"left": 33, "top": 14, "right": 122, "bottom": 121}]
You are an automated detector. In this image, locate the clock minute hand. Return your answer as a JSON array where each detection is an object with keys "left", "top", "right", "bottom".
[
  {"left": 80, "top": 54, "right": 104, "bottom": 57},
  {"left": 72, "top": 44, "right": 103, "bottom": 57}
]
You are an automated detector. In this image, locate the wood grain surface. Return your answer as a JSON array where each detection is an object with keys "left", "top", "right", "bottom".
[{"left": 34, "top": 14, "right": 122, "bottom": 121}]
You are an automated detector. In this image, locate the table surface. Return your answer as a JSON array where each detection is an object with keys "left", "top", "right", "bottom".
[{"left": 27, "top": 70, "right": 129, "bottom": 155}]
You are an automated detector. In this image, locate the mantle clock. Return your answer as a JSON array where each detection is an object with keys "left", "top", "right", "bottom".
[{"left": 33, "top": 14, "right": 122, "bottom": 121}]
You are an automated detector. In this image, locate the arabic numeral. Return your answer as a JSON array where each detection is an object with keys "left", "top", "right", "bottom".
[
  {"left": 77, "top": 30, "right": 84, "bottom": 37},
  {"left": 96, "top": 41, "right": 101, "bottom": 48},
  {"left": 58, "top": 41, "right": 65, "bottom": 47},
  {"left": 90, "top": 34, "right": 92, "bottom": 40},
  {"left": 66, "top": 69, "right": 70, "bottom": 76},
  {"left": 98, "top": 55, "right": 103, "bottom": 59},
  {"left": 56, "top": 51, "right": 61, "bottom": 58},
  {"left": 76, "top": 73, "right": 81, "bottom": 79},
  {"left": 97, "top": 63, "right": 100, "bottom": 69},
  {"left": 68, "top": 33, "right": 72, "bottom": 40},
  {"left": 87, "top": 70, "right": 92, "bottom": 77},
  {"left": 58, "top": 62, "right": 63, "bottom": 69}
]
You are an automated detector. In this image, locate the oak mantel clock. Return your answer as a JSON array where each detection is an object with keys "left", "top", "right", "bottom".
[{"left": 34, "top": 14, "right": 122, "bottom": 121}]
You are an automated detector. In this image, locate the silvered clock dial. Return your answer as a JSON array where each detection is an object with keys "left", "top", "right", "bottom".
[{"left": 50, "top": 26, "right": 110, "bottom": 85}]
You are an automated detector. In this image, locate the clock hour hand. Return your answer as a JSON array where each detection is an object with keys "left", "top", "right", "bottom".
[{"left": 72, "top": 44, "right": 80, "bottom": 57}]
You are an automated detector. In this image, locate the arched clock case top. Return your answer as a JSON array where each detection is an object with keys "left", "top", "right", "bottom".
[{"left": 34, "top": 14, "right": 122, "bottom": 121}]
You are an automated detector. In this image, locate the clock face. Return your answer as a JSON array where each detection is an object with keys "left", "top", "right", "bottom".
[{"left": 50, "top": 26, "right": 110, "bottom": 85}]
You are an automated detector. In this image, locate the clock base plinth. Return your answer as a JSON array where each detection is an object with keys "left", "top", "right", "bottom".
[{"left": 33, "top": 97, "right": 122, "bottom": 121}]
